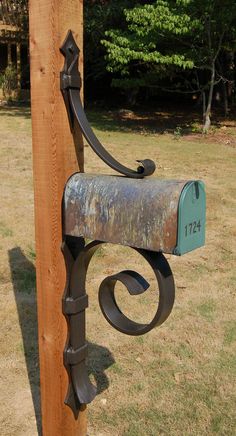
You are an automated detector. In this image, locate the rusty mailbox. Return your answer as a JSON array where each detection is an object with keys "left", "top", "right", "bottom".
[{"left": 60, "top": 31, "right": 206, "bottom": 417}]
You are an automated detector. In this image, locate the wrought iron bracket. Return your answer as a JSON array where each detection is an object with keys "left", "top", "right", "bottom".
[
  {"left": 62, "top": 236, "right": 96, "bottom": 418},
  {"left": 62, "top": 235, "right": 175, "bottom": 417},
  {"left": 60, "top": 30, "right": 156, "bottom": 178},
  {"left": 60, "top": 30, "right": 206, "bottom": 419}
]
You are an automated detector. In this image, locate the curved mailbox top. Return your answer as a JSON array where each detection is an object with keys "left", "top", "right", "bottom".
[{"left": 63, "top": 174, "right": 206, "bottom": 255}]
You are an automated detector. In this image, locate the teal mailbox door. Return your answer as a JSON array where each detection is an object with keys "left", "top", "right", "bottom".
[{"left": 175, "top": 181, "right": 206, "bottom": 255}]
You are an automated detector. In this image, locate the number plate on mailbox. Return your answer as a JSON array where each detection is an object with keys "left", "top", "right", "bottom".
[{"left": 175, "top": 181, "right": 206, "bottom": 255}]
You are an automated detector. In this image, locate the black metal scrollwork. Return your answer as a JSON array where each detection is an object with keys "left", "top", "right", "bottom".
[
  {"left": 60, "top": 30, "right": 156, "bottom": 178},
  {"left": 62, "top": 236, "right": 175, "bottom": 417},
  {"left": 60, "top": 30, "right": 174, "bottom": 418},
  {"left": 98, "top": 247, "right": 175, "bottom": 336}
]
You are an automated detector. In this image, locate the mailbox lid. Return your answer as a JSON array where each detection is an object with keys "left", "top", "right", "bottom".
[{"left": 174, "top": 181, "right": 206, "bottom": 255}]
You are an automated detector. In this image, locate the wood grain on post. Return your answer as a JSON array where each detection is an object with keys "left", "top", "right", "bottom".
[{"left": 29, "top": 1, "right": 86, "bottom": 434}]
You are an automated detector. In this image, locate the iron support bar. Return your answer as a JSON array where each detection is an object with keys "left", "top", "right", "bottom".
[
  {"left": 60, "top": 30, "right": 156, "bottom": 178},
  {"left": 62, "top": 237, "right": 175, "bottom": 416},
  {"left": 60, "top": 29, "right": 206, "bottom": 419}
]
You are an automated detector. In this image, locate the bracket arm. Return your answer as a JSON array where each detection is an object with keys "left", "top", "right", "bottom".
[{"left": 60, "top": 30, "right": 156, "bottom": 179}]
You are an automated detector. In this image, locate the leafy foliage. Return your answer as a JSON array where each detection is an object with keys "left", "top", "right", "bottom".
[
  {"left": 0, "top": 0, "right": 28, "bottom": 39},
  {"left": 84, "top": 0, "right": 132, "bottom": 98},
  {"left": 102, "top": 0, "right": 236, "bottom": 128},
  {"left": 2, "top": 65, "right": 17, "bottom": 99},
  {"left": 103, "top": 1, "right": 235, "bottom": 83}
]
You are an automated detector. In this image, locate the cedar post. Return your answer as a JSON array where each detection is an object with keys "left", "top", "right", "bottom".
[{"left": 29, "top": 1, "right": 86, "bottom": 435}]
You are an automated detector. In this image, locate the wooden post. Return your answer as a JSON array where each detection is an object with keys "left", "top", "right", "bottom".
[{"left": 29, "top": 1, "right": 85, "bottom": 435}]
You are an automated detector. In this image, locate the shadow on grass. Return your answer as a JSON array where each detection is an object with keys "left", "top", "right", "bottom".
[
  {"left": 87, "top": 342, "right": 115, "bottom": 394},
  {"left": 0, "top": 105, "right": 31, "bottom": 119},
  {"left": 8, "top": 247, "right": 114, "bottom": 433},
  {"left": 86, "top": 107, "right": 228, "bottom": 136},
  {"left": 1, "top": 104, "right": 233, "bottom": 136},
  {"left": 86, "top": 108, "right": 202, "bottom": 136},
  {"left": 8, "top": 247, "right": 41, "bottom": 434}
]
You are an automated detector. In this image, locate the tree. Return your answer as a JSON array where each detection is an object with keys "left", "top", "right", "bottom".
[
  {"left": 84, "top": 0, "right": 134, "bottom": 100},
  {"left": 0, "top": 0, "right": 28, "bottom": 37},
  {"left": 189, "top": 0, "right": 236, "bottom": 131},
  {"left": 103, "top": 0, "right": 236, "bottom": 131},
  {"left": 84, "top": 0, "right": 152, "bottom": 101},
  {"left": 0, "top": 1, "right": 29, "bottom": 95}
]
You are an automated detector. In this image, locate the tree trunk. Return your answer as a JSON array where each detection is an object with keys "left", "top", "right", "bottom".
[
  {"left": 217, "top": 58, "right": 229, "bottom": 117},
  {"left": 222, "top": 79, "right": 229, "bottom": 117},
  {"left": 202, "top": 91, "right": 206, "bottom": 117},
  {"left": 127, "top": 87, "right": 139, "bottom": 106},
  {"left": 203, "top": 63, "right": 215, "bottom": 133}
]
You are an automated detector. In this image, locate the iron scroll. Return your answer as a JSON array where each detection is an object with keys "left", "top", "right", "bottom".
[
  {"left": 60, "top": 30, "right": 156, "bottom": 178},
  {"left": 60, "top": 30, "right": 175, "bottom": 418},
  {"left": 62, "top": 236, "right": 175, "bottom": 417}
]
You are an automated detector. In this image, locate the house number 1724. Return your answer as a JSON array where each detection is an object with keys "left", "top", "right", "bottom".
[{"left": 185, "top": 220, "right": 201, "bottom": 237}]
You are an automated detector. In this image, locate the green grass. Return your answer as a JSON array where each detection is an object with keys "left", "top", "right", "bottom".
[
  {"left": 85, "top": 109, "right": 236, "bottom": 436},
  {"left": 1, "top": 105, "right": 236, "bottom": 436},
  {"left": 27, "top": 246, "right": 36, "bottom": 261},
  {"left": 224, "top": 321, "right": 236, "bottom": 346},
  {"left": 177, "top": 343, "right": 194, "bottom": 359},
  {"left": 109, "top": 362, "right": 124, "bottom": 375},
  {"left": 0, "top": 222, "right": 13, "bottom": 238},
  {"left": 197, "top": 300, "right": 216, "bottom": 321}
]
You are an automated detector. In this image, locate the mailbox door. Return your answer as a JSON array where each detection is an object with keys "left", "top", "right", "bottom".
[{"left": 175, "top": 181, "right": 206, "bottom": 255}]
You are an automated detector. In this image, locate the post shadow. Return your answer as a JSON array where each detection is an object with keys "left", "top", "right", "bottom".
[
  {"left": 9, "top": 247, "right": 41, "bottom": 435},
  {"left": 9, "top": 247, "right": 114, "bottom": 435}
]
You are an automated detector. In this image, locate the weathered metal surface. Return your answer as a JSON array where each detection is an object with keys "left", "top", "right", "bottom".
[
  {"left": 63, "top": 173, "right": 188, "bottom": 254},
  {"left": 60, "top": 30, "right": 156, "bottom": 178}
]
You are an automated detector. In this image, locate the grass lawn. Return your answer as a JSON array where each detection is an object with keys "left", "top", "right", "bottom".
[{"left": 0, "top": 105, "right": 236, "bottom": 435}]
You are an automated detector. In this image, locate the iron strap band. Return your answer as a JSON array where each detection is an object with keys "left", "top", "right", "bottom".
[
  {"left": 63, "top": 294, "right": 89, "bottom": 315},
  {"left": 65, "top": 343, "right": 88, "bottom": 366},
  {"left": 60, "top": 72, "right": 82, "bottom": 90}
]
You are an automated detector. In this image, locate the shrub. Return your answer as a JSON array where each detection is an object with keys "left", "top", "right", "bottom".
[{"left": 2, "top": 65, "right": 18, "bottom": 99}]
